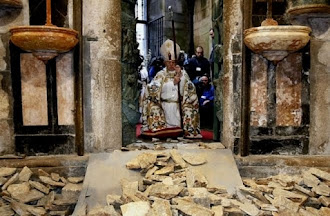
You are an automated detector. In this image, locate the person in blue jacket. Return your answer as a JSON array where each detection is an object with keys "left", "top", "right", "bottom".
[{"left": 199, "top": 75, "right": 214, "bottom": 129}]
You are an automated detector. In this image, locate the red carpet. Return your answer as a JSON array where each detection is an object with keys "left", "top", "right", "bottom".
[{"left": 136, "top": 124, "right": 213, "bottom": 140}]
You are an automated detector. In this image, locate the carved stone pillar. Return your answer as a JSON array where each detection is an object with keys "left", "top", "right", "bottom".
[{"left": 83, "top": 0, "right": 122, "bottom": 151}]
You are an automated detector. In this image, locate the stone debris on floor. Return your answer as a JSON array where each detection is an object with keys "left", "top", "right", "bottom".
[
  {"left": 0, "top": 166, "right": 84, "bottom": 215},
  {"left": 84, "top": 149, "right": 330, "bottom": 216}
]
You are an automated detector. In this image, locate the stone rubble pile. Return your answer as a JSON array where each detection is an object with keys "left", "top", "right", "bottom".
[
  {"left": 88, "top": 150, "right": 330, "bottom": 216},
  {"left": 0, "top": 166, "right": 84, "bottom": 216}
]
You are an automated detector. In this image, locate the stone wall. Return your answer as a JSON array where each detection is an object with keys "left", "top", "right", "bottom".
[{"left": 0, "top": 0, "right": 29, "bottom": 154}]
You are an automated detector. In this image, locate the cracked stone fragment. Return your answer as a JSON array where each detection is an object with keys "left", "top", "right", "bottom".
[
  {"left": 207, "top": 186, "right": 228, "bottom": 194},
  {"left": 223, "top": 206, "right": 244, "bottom": 215},
  {"left": 7, "top": 182, "right": 30, "bottom": 198},
  {"left": 62, "top": 183, "right": 83, "bottom": 200},
  {"left": 174, "top": 199, "right": 214, "bottom": 216},
  {"left": 268, "top": 181, "right": 294, "bottom": 190},
  {"left": 155, "top": 152, "right": 171, "bottom": 162},
  {"left": 0, "top": 177, "right": 7, "bottom": 186},
  {"left": 38, "top": 169, "right": 50, "bottom": 177},
  {"left": 18, "top": 189, "right": 45, "bottom": 203},
  {"left": 305, "top": 207, "right": 319, "bottom": 215},
  {"left": 273, "top": 196, "right": 300, "bottom": 213},
  {"left": 126, "top": 153, "right": 157, "bottom": 169},
  {"left": 182, "top": 153, "right": 207, "bottom": 165},
  {"left": 303, "top": 171, "right": 320, "bottom": 188},
  {"left": 319, "top": 207, "right": 330, "bottom": 215},
  {"left": 145, "top": 166, "right": 159, "bottom": 178},
  {"left": 51, "top": 173, "right": 60, "bottom": 182},
  {"left": 9, "top": 198, "right": 46, "bottom": 216},
  {"left": 272, "top": 174, "right": 299, "bottom": 187},
  {"left": 0, "top": 205, "right": 14, "bottom": 216},
  {"left": 162, "top": 177, "right": 174, "bottom": 185},
  {"left": 88, "top": 205, "right": 120, "bottom": 216},
  {"left": 154, "top": 165, "right": 174, "bottom": 175},
  {"left": 146, "top": 183, "right": 184, "bottom": 199},
  {"left": 18, "top": 166, "right": 33, "bottom": 182},
  {"left": 37, "top": 191, "right": 55, "bottom": 210},
  {"left": 239, "top": 186, "right": 269, "bottom": 204},
  {"left": 312, "top": 182, "right": 330, "bottom": 196},
  {"left": 273, "top": 188, "right": 308, "bottom": 205},
  {"left": 319, "top": 196, "right": 330, "bottom": 207},
  {"left": 170, "top": 149, "right": 187, "bottom": 168},
  {"left": 0, "top": 168, "right": 16, "bottom": 177},
  {"left": 2, "top": 173, "right": 19, "bottom": 191},
  {"left": 298, "top": 208, "right": 315, "bottom": 216},
  {"left": 49, "top": 210, "right": 70, "bottom": 216},
  {"left": 230, "top": 199, "right": 260, "bottom": 216},
  {"left": 29, "top": 180, "right": 50, "bottom": 194},
  {"left": 67, "top": 176, "right": 84, "bottom": 184},
  {"left": 106, "top": 194, "right": 123, "bottom": 207},
  {"left": 308, "top": 168, "right": 330, "bottom": 182},
  {"left": 188, "top": 187, "right": 211, "bottom": 208},
  {"left": 39, "top": 176, "right": 65, "bottom": 187},
  {"left": 121, "top": 179, "right": 139, "bottom": 196},
  {"left": 147, "top": 199, "right": 171, "bottom": 216},
  {"left": 120, "top": 201, "right": 150, "bottom": 216},
  {"left": 212, "top": 205, "right": 224, "bottom": 216},
  {"left": 294, "top": 184, "right": 315, "bottom": 197},
  {"left": 186, "top": 168, "right": 208, "bottom": 188}
]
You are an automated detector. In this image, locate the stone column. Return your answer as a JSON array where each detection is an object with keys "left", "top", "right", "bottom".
[
  {"left": 83, "top": 0, "right": 122, "bottom": 151},
  {"left": 222, "top": 0, "right": 243, "bottom": 151},
  {"left": 308, "top": 18, "right": 330, "bottom": 155}
]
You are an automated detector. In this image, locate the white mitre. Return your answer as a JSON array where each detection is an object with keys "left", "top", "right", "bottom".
[{"left": 160, "top": 39, "right": 181, "bottom": 61}]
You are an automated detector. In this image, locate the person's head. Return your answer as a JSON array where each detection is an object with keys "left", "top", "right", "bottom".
[
  {"left": 209, "top": 28, "right": 215, "bottom": 39},
  {"left": 195, "top": 46, "right": 204, "bottom": 59},
  {"left": 165, "top": 60, "right": 177, "bottom": 71},
  {"left": 200, "top": 75, "right": 210, "bottom": 87}
]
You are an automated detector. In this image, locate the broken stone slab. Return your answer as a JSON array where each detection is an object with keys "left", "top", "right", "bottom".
[
  {"left": 88, "top": 205, "right": 120, "bottom": 216},
  {"left": 207, "top": 185, "right": 228, "bottom": 194},
  {"left": 49, "top": 210, "right": 70, "bottom": 216},
  {"left": 7, "top": 182, "right": 30, "bottom": 198},
  {"left": 106, "top": 194, "right": 123, "bottom": 208},
  {"left": 121, "top": 179, "right": 139, "bottom": 196},
  {"left": 60, "top": 176, "right": 68, "bottom": 184},
  {"left": 186, "top": 168, "right": 208, "bottom": 188},
  {"left": 199, "top": 142, "right": 225, "bottom": 149},
  {"left": 53, "top": 194, "right": 77, "bottom": 206},
  {"left": 174, "top": 199, "right": 214, "bottom": 216},
  {"left": 145, "top": 183, "right": 184, "bottom": 199},
  {"left": 304, "top": 197, "right": 322, "bottom": 209},
  {"left": 223, "top": 206, "right": 244, "bottom": 215},
  {"left": 39, "top": 176, "right": 65, "bottom": 187},
  {"left": 172, "top": 177, "right": 186, "bottom": 185},
  {"left": 61, "top": 183, "right": 83, "bottom": 200},
  {"left": 18, "top": 166, "right": 33, "bottom": 182},
  {"left": 303, "top": 171, "right": 321, "bottom": 188},
  {"left": 170, "top": 149, "right": 187, "bottom": 168},
  {"left": 319, "top": 196, "right": 330, "bottom": 207},
  {"left": 294, "top": 184, "right": 316, "bottom": 197},
  {"left": 272, "top": 174, "right": 300, "bottom": 187},
  {"left": 155, "top": 152, "right": 171, "bottom": 162},
  {"left": 148, "top": 199, "right": 172, "bottom": 216},
  {"left": 0, "top": 205, "right": 14, "bottom": 216},
  {"left": 37, "top": 191, "right": 55, "bottom": 210},
  {"left": 126, "top": 152, "right": 157, "bottom": 169},
  {"left": 0, "top": 176, "right": 7, "bottom": 186},
  {"left": 312, "top": 182, "right": 330, "bottom": 196},
  {"left": 272, "top": 188, "right": 308, "bottom": 205},
  {"left": 147, "top": 174, "right": 167, "bottom": 182},
  {"left": 38, "top": 169, "right": 50, "bottom": 177},
  {"left": 319, "top": 207, "right": 330, "bottom": 216},
  {"left": 187, "top": 187, "right": 211, "bottom": 208},
  {"left": 239, "top": 186, "right": 269, "bottom": 204},
  {"left": 29, "top": 180, "right": 50, "bottom": 194},
  {"left": 0, "top": 167, "right": 16, "bottom": 177},
  {"left": 51, "top": 173, "right": 61, "bottom": 182},
  {"left": 9, "top": 197, "right": 46, "bottom": 216},
  {"left": 67, "top": 176, "right": 84, "bottom": 184},
  {"left": 308, "top": 168, "right": 330, "bottom": 182},
  {"left": 268, "top": 181, "right": 294, "bottom": 190},
  {"left": 273, "top": 196, "right": 300, "bottom": 213},
  {"left": 298, "top": 208, "right": 315, "bottom": 216},
  {"left": 17, "top": 189, "right": 45, "bottom": 203},
  {"left": 145, "top": 166, "right": 158, "bottom": 179},
  {"left": 162, "top": 177, "right": 174, "bottom": 186},
  {"left": 231, "top": 199, "right": 260, "bottom": 216},
  {"left": 182, "top": 153, "right": 207, "bottom": 166},
  {"left": 212, "top": 205, "right": 224, "bottom": 216},
  {"left": 120, "top": 201, "right": 150, "bottom": 216},
  {"left": 2, "top": 173, "right": 19, "bottom": 191},
  {"left": 154, "top": 165, "right": 174, "bottom": 175},
  {"left": 305, "top": 207, "right": 319, "bottom": 215}
]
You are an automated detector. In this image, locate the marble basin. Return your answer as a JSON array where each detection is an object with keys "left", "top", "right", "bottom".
[
  {"left": 244, "top": 25, "right": 311, "bottom": 63},
  {"left": 10, "top": 25, "right": 78, "bottom": 62}
]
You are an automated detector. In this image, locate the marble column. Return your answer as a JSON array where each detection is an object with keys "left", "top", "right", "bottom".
[{"left": 83, "top": 0, "right": 122, "bottom": 152}]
